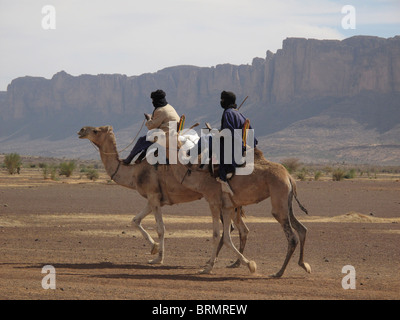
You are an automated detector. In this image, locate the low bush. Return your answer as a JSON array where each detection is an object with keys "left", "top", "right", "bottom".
[
  {"left": 332, "top": 168, "right": 345, "bottom": 181},
  {"left": 296, "top": 168, "right": 308, "bottom": 181},
  {"left": 59, "top": 161, "right": 76, "bottom": 177},
  {"left": 4, "top": 153, "right": 22, "bottom": 174},
  {"left": 281, "top": 158, "right": 301, "bottom": 174},
  {"left": 314, "top": 171, "right": 322, "bottom": 181},
  {"left": 344, "top": 168, "right": 356, "bottom": 179},
  {"left": 85, "top": 168, "right": 99, "bottom": 181}
]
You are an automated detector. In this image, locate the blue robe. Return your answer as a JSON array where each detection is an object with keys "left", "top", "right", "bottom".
[
  {"left": 219, "top": 108, "right": 258, "bottom": 181},
  {"left": 124, "top": 136, "right": 152, "bottom": 163}
]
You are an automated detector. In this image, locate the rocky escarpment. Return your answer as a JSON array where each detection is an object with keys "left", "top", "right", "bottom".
[{"left": 1, "top": 35, "right": 399, "bottom": 162}]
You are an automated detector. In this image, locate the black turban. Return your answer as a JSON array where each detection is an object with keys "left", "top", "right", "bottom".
[
  {"left": 151, "top": 90, "right": 168, "bottom": 108},
  {"left": 220, "top": 91, "right": 237, "bottom": 109}
]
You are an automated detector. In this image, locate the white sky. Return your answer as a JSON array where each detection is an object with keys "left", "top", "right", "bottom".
[{"left": 0, "top": 0, "right": 399, "bottom": 90}]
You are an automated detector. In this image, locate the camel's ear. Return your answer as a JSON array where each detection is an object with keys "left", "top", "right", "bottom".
[{"left": 98, "top": 125, "right": 113, "bottom": 133}]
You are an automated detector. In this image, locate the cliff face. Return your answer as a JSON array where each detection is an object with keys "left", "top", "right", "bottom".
[
  {"left": 1, "top": 35, "right": 399, "bottom": 162},
  {"left": 4, "top": 71, "right": 130, "bottom": 119},
  {"left": 267, "top": 36, "right": 400, "bottom": 104}
]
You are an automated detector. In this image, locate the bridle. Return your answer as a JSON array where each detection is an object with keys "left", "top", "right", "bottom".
[
  {"left": 88, "top": 119, "right": 146, "bottom": 180},
  {"left": 110, "top": 161, "right": 121, "bottom": 181},
  {"left": 89, "top": 119, "right": 146, "bottom": 156}
]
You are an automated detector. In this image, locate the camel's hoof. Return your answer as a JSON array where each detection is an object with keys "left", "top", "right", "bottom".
[
  {"left": 151, "top": 243, "right": 159, "bottom": 255},
  {"left": 301, "top": 262, "right": 312, "bottom": 274},
  {"left": 199, "top": 262, "right": 214, "bottom": 274},
  {"left": 148, "top": 257, "right": 163, "bottom": 265},
  {"left": 204, "top": 258, "right": 217, "bottom": 267},
  {"left": 248, "top": 260, "right": 257, "bottom": 273},
  {"left": 227, "top": 260, "right": 241, "bottom": 269},
  {"left": 270, "top": 272, "right": 283, "bottom": 278},
  {"left": 199, "top": 267, "right": 212, "bottom": 275}
]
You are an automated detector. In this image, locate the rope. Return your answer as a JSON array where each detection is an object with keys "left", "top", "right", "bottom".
[
  {"left": 117, "top": 119, "right": 146, "bottom": 153},
  {"left": 110, "top": 161, "right": 121, "bottom": 181},
  {"left": 90, "top": 119, "right": 146, "bottom": 156}
]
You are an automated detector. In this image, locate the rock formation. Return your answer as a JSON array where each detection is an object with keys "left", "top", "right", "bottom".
[{"left": 1, "top": 35, "right": 399, "bottom": 163}]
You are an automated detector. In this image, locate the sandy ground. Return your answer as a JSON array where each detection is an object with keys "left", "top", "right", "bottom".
[{"left": 0, "top": 169, "right": 399, "bottom": 300}]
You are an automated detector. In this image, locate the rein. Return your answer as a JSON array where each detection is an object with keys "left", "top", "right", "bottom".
[
  {"left": 90, "top": 119, "right": 146, "bottom": 156},
  {"left": 89, "top": 140, "right": 121, "bottom": 181},
  {"left": 180, "top": 167, "right": 192, "bottom": 184},
  {"left": 110, "top": 161, "right": 121, "bottom": 181},
  {"left": 89, "top": 119, "right": 146, "bottom": 181}
]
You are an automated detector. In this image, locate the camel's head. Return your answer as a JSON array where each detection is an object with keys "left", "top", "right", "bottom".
[{"left": 77, "top": 125, "right": 113, "bottom": 146}]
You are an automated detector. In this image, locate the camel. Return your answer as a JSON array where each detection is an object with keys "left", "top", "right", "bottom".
[
  {"left": 168, "top": 145, "right": 312, "bottom": 277},
  {"left": 77, "top": 125, "right": 251, "bottom": 270},
  {"left": 78, "top": 124, "right": 311, "bottom": 278}
]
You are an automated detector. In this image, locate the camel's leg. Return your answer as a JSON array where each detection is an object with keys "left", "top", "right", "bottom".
[
  {"left": 214, "top": 216, "right": 231, "bottom": 263},
  {"left": 220, "top": 207, "right": 256, "bottom": 274},
  {"left": 131, "top": 203, "right": 159, "bottom": 254},
  {"left": 200, "top": 204, "right": 221, "bottom": 274},
  {"left": 148, "top": 207, "right": 165, "bottom": 264},
  {"left": 215, "top": 226, "right": 226, "bottom": 259},
  {"left": 270, "top": 199, "right": 299, "bottom": 278},
  {"left": 214, "top": 207, "right": 249, "bottom": 268},
  {"left": 289, "top": 207, "right": 311, "bottom": 274},
  {"left": 226, "top": 207, "right": 249, "bottom": 268}
]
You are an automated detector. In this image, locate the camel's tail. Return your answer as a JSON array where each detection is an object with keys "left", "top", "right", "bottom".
[{"left": 289, "top": 175, "right": 308, "bottom": 215}]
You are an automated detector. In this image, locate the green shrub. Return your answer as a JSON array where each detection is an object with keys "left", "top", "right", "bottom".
[
  {"left": 59, "top": 161, "right": 76, "bottom": 177},
  {"left": 332, "top": 168, "right": 345, "bottom": 181},
  {"left": 344, "top": 168, "right": 356, "bottom": 179},
  {"left": 41, "top": 163, "right": 59, "bottom": 180},
  {"left": 85, "top": 168, "right": 99, "bottom": 181},
  {"left": 41, "top": 163, "right": 49, "bottom": 179},
  {"left": 4, "top": 153, "right": 22, "bottom": 174},
  {"left": 314, "top": 171, "right": 322, "bottom": 181},
  {"left": 50, "top": 165, "right": 58, "bottom": 180},
  {"left": 281, "top": 158, "right": 301, "bottom": 174},
  {"left": 296, "top": 168, "right": 307, "bottom": 181}
]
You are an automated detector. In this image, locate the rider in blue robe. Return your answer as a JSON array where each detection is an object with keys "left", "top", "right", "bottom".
[{"left": 218, "top": 91, "right": 258, "bottom": 182}]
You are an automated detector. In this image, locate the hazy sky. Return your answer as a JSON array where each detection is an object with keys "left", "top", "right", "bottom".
[{"left": 0, "top": 0, "right": 399, "bottom": 90}]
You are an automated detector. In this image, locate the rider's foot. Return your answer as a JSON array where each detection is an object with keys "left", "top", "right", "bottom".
[{"left": 216, "top": 177, "right": 234, "bottom": 196}]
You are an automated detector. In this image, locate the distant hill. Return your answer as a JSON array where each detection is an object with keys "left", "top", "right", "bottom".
[{"left": 1, "top": 35, "right": 399, "bottom": 164}]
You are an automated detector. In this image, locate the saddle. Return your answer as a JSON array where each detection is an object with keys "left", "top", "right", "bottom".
[
  {"left": 134, "top": 115, "right": 186, "bottom": 166},
  {"left": 197, "top": 119, "right": 251, "bottom": 179}
]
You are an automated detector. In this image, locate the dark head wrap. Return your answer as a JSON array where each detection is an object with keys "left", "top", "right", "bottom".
[
  {"left": 151, "top": 89, "right": 168, "bottom": 108},
  {"left": 220, "top": 91, "right": 237, "bottom": 109}
]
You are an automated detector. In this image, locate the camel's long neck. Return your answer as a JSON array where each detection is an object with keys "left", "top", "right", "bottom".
[
  {"left": 98, "top": 133, "right": 136, "bottom": 189},
  {"left": 99, "top": 137, "right": 119, "bottom": 175}
]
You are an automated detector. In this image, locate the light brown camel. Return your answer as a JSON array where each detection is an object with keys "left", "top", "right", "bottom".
[
  {"left": 167, "top": 132, "right": 312, "bottom": 278},
  {"left": 77, "top": 125, "right": 251, "bottom": 270},
  {"left": 78, "top": 125, "right": 311, "bottom": 277}
]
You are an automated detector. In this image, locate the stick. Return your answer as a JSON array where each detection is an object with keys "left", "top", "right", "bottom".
[{"left": 237, "top": 96, "right": 248, "bottom": 110}]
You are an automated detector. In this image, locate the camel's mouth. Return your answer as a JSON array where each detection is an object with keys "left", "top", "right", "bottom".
[{"left": 77, "top": 127, "right": 89, "bottom": 139}]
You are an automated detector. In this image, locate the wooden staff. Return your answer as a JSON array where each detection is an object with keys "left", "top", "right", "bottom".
[{"left": 237, "top": 96, "right": 248, "bottom": 110}]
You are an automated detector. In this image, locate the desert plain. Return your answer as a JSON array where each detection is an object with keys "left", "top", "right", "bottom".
[{"left": 0, "top": 165, "right": 399, "bottom": 300}]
